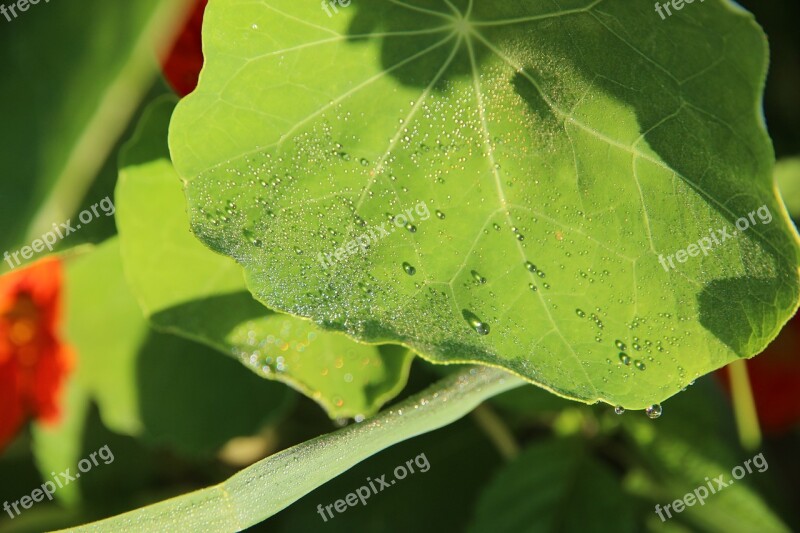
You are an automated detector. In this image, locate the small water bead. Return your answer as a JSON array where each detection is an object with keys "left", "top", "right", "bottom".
[
  {"left": 615, "top": 340, "right": 627, "bottom": 351},
  {"left": 354, "top": 214, "right": 367, "bottom": 227},
  {"left": 525, "top": 261, "right": 537, "bottom": 273},
  {"left": 402, "top": 262, "right": 416, "bottom": 276},
  {"left": 634, "top": 360, "right": 646, "bottom": 371},
  {"left": 435, "top": 210, "right": 446, "bottom": 219},
  {"left": 493, "top": 223, "right": 501, "bottom": 231},
  {"left": 405, "top": 223, "right": 417, "bottom": 233},
  {"left": 528, "top": 283, "right": 538, "bottom": 292},
  {"left": 542, "top": 282, "right": 550, "bottom": 289},
  {"left": 576, "top": 309, "right": 586, "bottom": 318},
  {"left": 614, "top": 406, "right": 625, "bottom": 415},
  {"left": 645, "top": 404, "right": 663, "bottom": 419},
  {"left": 619, "top": 352, "right": 631, "bottom": 365},
  {"left": 471, "top": 270, "right": 487, "bottom": 284},
  {"left": 462, "top": 309, "right": 490, "bottom": 335},
  {"left": 632, "top": 343, "right": 641, "bottom": 351}
]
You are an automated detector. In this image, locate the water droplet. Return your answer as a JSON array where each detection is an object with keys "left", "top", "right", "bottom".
[
  {"left": 528, "top": 283, "right": 538, "bottom": 292},
  {"left": 615, "top": 340, "right": 627, "bottom": 351},
  {"left": 632, "top": 343, "right": 641, "bottom": 351},
  {"left": 634, "top": 360, "right": 646, "bottom": 371},
  {"left": 471, "top": 270, "right": 486, "bottom": 284},
  {"left": 360, "top": 158, "right": 369, "bottom": 166},
  {"left": 525, "top": 261, "right": 537, "bottom": 273},
  {"left": 435, "top": 210, "right": 446, "bottom": 219},
  {"left": 354, "top": 214, "right": 367, "bottom": 227},
  {"left": 619, "top": 352, "right": 631, "bottom": 365},
  {"left": 576, "top": 309, "right": 586, "bottom": 318},
  {"left": 645, "top": 404, "right": 662, "bottom": 419},
  {"left": 462, "top": 309, "right": 489, "bottom": 335},
  {"left": 405, "top": 223, "right": 417, "bottom": 233},
  {"left": 402, "top": 262, "right": 416, "bottom": 276},
  {"left": 492, "top": 223, "right": 501, "bottom": 231},
  {"left": 614, "top": 405, "right": 625, "bottom": 415}
]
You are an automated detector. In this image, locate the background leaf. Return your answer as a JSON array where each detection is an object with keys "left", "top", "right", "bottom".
[
  {"left": 0, "top": 0, "right": 192, "bottom": 263},
  {"left": 64, "top": 238, "right": 293, "bottom": 455}
]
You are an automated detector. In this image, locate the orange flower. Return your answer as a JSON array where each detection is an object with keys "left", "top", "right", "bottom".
[{"left": 0, "top": 258, "right": 74, "bottom": 452}]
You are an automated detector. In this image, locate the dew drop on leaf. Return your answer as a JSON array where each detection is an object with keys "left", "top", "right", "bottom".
[
  {"left": 645, "top": 404, "right": 663, "bottom": 419},
  {"left": 462, "top": 309, "right": 490, "bottom": 336},
  {"left": 471, "top": 270, "right": 487, "bottom": 284}
]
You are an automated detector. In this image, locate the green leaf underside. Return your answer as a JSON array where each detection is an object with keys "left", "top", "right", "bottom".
[
  {"left": 118, "top": 97, "right": 413, "bottom": 418},
  {"left": 171, "top": 0, "right": 800, "bottom": 409}
]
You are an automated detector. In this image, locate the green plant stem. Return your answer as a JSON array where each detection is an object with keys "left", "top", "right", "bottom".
[
  {"left": 57, "top": 366, "right": 524, "bottom": 533},
  {"left": 728, "top": 359, "right": 761, "bottom": 450},
  {"left": 471, "top": 404, "right": 520, "bottom": 460}
]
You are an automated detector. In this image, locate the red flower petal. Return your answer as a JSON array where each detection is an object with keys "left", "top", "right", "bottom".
[
  {"left": 161, "top": 0, "right": 208, "bottom": 97},
  {"left": 0, "top": 258, "right": 73, "bottom": 452}
]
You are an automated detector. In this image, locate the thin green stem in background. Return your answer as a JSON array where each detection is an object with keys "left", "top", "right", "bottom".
[
  {"left": 728, "top": 359, "right": 762, "bottom": 451},
  {"left": 471, "top": 404, "right": 520, "bottom": 460},
  {"left": 56, "top": 366, "right": 524, "bottom": 533}
]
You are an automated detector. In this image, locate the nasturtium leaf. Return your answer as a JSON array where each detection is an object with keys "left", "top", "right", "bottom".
[
  {"left": 117, "top": 97, "right": 413, "bottom": 419},
  {"left": 469, "top": 438, "right": 635, "bottom": 533},
  {"left": 65, "top": 238, "right": 293, "bottom": 455},
  {"left": 0, "top": 0, "right": 191, "bottom": 262},
  {"left": 170, "top": 0, "right": 800, "bottom": 409}
]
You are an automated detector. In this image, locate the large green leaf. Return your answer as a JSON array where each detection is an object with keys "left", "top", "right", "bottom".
[
  {"left": 0, "top": 0, "right": 191, "bottom": 263},
  {"left": 170, "top": 0, "right": 800, "bottom": 409},
  {"left": 117, "top": 97, "right": 413, "bottom": 419}
]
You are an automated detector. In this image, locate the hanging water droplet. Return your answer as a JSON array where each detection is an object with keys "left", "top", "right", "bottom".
[
  {"left": 462, "top": 309, "right": 489, "bottom": 335},
  {"left": 634, "top": 360, "right": 646, "bottom": 371},
  {"left": 619, "top": 352, "right": 631, "bottom": 365},
  {"left": 435, "top": 210, "right": 446, "bottom": 220},
  {"left": 615, "top": 340, "right": 627, "bottom": 351},
  {"left": 576, "top": 309, "right": 586, "bottom": 318},
  {"left": 471, "top": 270, "right": 486, "bottom": 284},
  {"left": 614, "top": 405, "right": 625, "bottom": 415},
  {"left": 402, "top": 262, "right": 416, "bottom": 276},
  {"left": 645, "top": 404, "right": 662, "bottom": 419}
]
